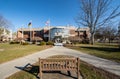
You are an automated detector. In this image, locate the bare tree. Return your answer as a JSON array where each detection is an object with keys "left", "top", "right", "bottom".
[
  {"left": 118, "top": 22, "right": 120, "bottom": 48},
  {"left": 0, "top": 15, "right": 8, "bottom": 28},
  {"left": 95, "top": 26, "right": 117, "bottom": 43},
  {"left": 76, "top": 0, "right": 120, "bottom": 44},
  {"left": 0, "top": 15, "right": 13, "bottom": 35},
  {"left": 118, "top": 22, "right": 120, "bottom": 35},
  {"left": 95, "top": 27, "right": 105, "bottom": 41},
  {"left": 105, "top": 26, "right": 117, "bottom": 43}
]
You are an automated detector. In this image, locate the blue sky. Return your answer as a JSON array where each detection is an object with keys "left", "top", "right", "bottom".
[
  {"left": 0, "top": 0, "right": 120, "bottom": 31},
  {"left": 0, "top": 0, "right": 79, "bottom": 31}
]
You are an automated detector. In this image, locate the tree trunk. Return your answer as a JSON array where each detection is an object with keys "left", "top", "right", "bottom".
[
  {"left": 109, "top": 39, "right": 110, "bottom": 43},
  {"left": 119, "top": 36, "right": 120, "bottom": 49},
  {"left": 90, "top": 33, "right": 95, "bottom": 45}
]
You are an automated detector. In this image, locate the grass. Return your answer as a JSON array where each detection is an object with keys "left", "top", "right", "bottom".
[
  {"left": 0, "top": 43, "right": 52, "bottom": 64},
  {"left": 6, "top": 63, "right": 39, "bottom": 79},
  {"left": 6, "top": 62, "right": 106, "bottom": 79},
  {"left": 6, "top": 55, "right": 107, "bottom": 79},
  {"left": 68, "top": 43, "right": 120, "bottom": 62},
  {"left": 80, "top": 61, "right": 105, "bottom": 79},
  {"left": 6, "top": 71, "right": 37, "bottom": 79}
]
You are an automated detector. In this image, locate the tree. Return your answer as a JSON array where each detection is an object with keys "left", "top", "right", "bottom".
[
  {"left": 0, "top": 15, "right": 8, "bottom": 27},
  {"left": 95, "top": 27, "right": 104, "bottom": 41},
  {"left": 95, "top": 26, "right": 117, "bottom": 43},
  {"left": 118, "top": 22, "right": 120, "bottom": 48},
  {"left": 103, "top": 26, "right": 117, "bottom": 43},
  {"left": 0, "top": 15, "right": 13, "bottom": 35},
  {"left": 76, "top": 0, "right": 120, "bottom": 44},
  {"left": 118, "top": 22, "right": 120, "bottom": 35}
]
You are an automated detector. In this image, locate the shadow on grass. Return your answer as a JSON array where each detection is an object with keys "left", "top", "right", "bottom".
[
  {"left": 80, "top": 46, "right": 120, "bottom": 53},
  {"left": 15, "top": 63, "right": 39, "bottom": 79},
  {"left": 15, "top": 63, "right": 77, "bottom": 79}
]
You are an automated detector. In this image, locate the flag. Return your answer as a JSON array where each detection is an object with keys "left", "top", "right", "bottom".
[
  {"left": 45, "top": 20, "right": 50, "bottom": 26},
  {"left": 28, "top": 22, "right": 32, "bottom": 27}
]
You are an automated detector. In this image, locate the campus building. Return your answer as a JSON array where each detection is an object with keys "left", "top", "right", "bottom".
[
  {"left": 17, "top": 26, "right": 90, "bottom": 43},
  {"left": 0, "top": 28, "right": 13, "bottom": 42}
]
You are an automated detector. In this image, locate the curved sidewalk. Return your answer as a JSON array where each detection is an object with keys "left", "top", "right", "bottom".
[{"left": 0, "top": 46, "right": 120, "bottom": 79}]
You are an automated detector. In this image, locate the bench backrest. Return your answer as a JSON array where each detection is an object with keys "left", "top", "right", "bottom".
[
  {"left": 39, "top": 58, "right": 80, "bottom": 79},
  {"left": 39, "top": 57, "right": 80, "bottom": 79},
  {"left": 39, "top": 58, "right": 79, "bottom": 71}
]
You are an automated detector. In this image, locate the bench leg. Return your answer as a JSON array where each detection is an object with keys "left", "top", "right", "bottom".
[
  {"left": 39, "top": 58, "right": 42, "bottom": 79},
  {"left": 77, "top": 58, "right": 80, "bottom": 79},
  {"left": 39, "top": 71, "right": 42, "bottom": 79},
  {"left": 77, "top": 70, "right": 80, "bottom": 79},
  {"left": 67, "top": 71, "right": 71, "bottom": 76}
]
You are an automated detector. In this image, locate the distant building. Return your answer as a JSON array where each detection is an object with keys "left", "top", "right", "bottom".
[
  {"left": 76, "top": 27, "right": 90, "bottom": 39},
  {"left": 50, "top": 26, "right": 77, "bottom": 43},
  {"left": 66, "top": 27, "right": 90, "bottom": 43},
  {"left": 17, "top": 26, "right": 90, "bottom": 43},
  {"left": 0, "top": 28, "right": 13, "bottom": 42},
  {"left": 17, "top": 28, "right": 43, "bottom": 42}
]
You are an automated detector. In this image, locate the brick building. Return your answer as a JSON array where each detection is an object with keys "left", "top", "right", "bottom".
[{"left": 17, "top": 26, "right": 90, "bottom": 43}]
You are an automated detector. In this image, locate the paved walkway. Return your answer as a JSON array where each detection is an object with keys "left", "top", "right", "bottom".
[{"left": 0, "top": 46, "right": 120, "bottom": 79}]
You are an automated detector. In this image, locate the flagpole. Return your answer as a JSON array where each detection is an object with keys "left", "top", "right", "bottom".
[
  {"left": 21, "top": 25, "right": 24, "bottom": 39},
  {"left": 28, "top": 21, "right": 32, "bottom": 42},
  {"left": 30, "top": 26, "right": 31, "bottom": 42},
  {"left": 45, "top": 19, "right": 50, "bottom": 41},
  {"left": 10, "top": 29, "right": 13, "bottom": 41},
  {"left": 22, "top": 28, "right": 23, "bottom": 39},
  {"left": 49, "top": 19, "right": 50, "bottom": 41}
]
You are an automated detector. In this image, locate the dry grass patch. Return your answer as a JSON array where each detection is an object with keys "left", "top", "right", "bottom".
[
  {"left": 66, "top": 43, "right": 120, "bottom": 62},
  {"left": 0, "top": 43, "right": 52, "bottom": 64}
]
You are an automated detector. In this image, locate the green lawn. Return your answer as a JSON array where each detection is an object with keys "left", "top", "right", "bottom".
[
  {"left": 68, "top": 43, "right": 120, "bottom": 62},
  {"left": 0, "top": 43, "right": 51, "bottom": 64}
]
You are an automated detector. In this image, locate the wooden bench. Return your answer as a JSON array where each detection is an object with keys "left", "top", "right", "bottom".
[{"left": 39, "top": 57, "right": 80, "bottom": 79}]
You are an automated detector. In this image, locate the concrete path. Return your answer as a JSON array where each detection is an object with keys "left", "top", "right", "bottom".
[{"left": 0, "top": 46, "right": 120, "bottom": 79}]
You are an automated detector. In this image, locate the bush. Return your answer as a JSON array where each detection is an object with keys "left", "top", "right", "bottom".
[
  {"left": 9, "top": 41, "right": 14, "bottom": 44},
  {"left": 72, "top": 41, "right": 79, "bottom": 45},
  {"left": 66, "top": 41, "right": 70, "bottom": 44},
  {"left": 40, "top": 41, "right": 46, "bottom": 45},
  {"left": 32, "top": 41, "right": 36, "bottom": 44},
  {"left": 21, "top": 42, "right": 29, "bottom": 45},
  {"left": 46, "top": 41, "right": 54, "bottom": 45},
  {"left": 82, "top": 39, "right": 89, "bottom": 44},
  {"left": 9, "top": 41, "right": 20, "bottom": 44}
]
